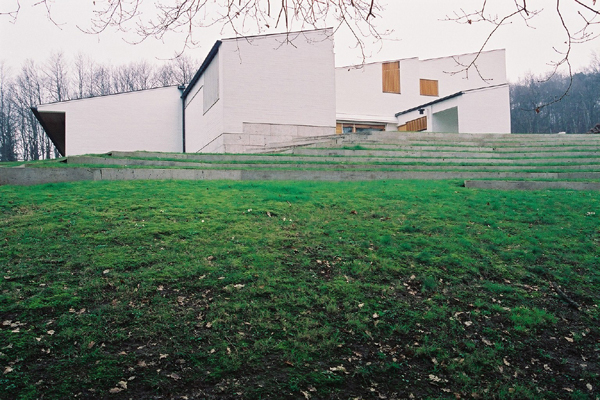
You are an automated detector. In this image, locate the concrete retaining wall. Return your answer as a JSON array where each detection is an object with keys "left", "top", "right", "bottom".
[
  {"left": 0, "top": 168, "right": 98, "bottom": 186},
  {"left": 3, "top": 166, "right": 600, "bottom": 186},
  {"left": 68, "top": 156, "right": 600, "bottom": 172}
]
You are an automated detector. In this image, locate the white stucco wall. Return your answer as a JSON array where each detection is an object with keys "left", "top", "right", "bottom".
[
  {"left": 396, "top": 84, "right": 511, "bottom": 134},
  {"left": 184, "top": 53, "right": 226, "bottom": 153},
  {"left": 220, "top": 29, "right": 336, "bottom": 134},
  {"left": 457, "top": 85, "right": 511, "bottom": 134},
  {"left": 336, "top": 49, "right": 508, "bottom": 130},
  {"left": 37, "top": 86, "right": 182, "bottom": 156}
]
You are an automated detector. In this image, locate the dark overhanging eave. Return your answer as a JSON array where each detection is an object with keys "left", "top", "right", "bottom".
[
  {"left": 395, "top": 91, "right": 463, "bottom": 117},
  {"left": 31, "top": 107, "right": 66, "bottom": 157},
  {"left": 395, "top": 83, "right": 510, "bottom": 118},
  {"left": 181, "top": 41, "right": 222, "bottom": 100}
]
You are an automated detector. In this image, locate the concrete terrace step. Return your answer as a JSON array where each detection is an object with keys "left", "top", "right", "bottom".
[
  {"left": 338, "top": 132, "right": 600, "bottom": 142},
  {"left": 107, "top": 151, "right": 600, "bottom": 165},
  {"left": 3, "top": 132, "right": 600, "bottom": 187},
  {"left": 327, "top": 141, "right": 600, "bottom": 149},
  {"left": 307, "top": 144, "right": 600, "bottom": 152},
  {"left": 65, "top": 156, "right": 600, "bottom": 172},
  {"left": 290, "top": 148, "right": 600, "bottom": 159},
  {"left": 323, "top": 133, "right": 600, "bottom": 147}
]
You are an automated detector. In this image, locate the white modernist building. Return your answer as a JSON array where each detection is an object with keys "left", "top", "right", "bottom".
[{"left": 34, "top": 29, "right": 510, "bottom": 156}]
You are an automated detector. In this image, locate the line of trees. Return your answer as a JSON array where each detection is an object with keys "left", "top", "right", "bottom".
[
  {"left": 0, "top": 53, "right": 197, "bottom": 161},
  {"left": 510, "top": 54, "right": 600, "bottom": 134}
]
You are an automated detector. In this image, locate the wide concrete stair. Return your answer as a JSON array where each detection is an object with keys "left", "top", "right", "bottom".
[{"left": 3, "top": 132, "right": 600, "bottom": 189}]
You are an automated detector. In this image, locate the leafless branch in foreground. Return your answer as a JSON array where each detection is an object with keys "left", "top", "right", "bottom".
[
  {"left": 76, "top": 0, "right": 385, "bottom": 59},
  {"left": 445, "top": 0, "right": 600, "bottom": 111}
]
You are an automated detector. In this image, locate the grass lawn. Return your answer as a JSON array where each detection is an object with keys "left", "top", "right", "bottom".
[{"left": 0, "top": 179, "right": 599, "bottom": 399}]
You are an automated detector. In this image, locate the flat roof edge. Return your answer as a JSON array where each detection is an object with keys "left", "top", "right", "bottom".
[{"left": 181, "top": 41, "right": 222, "bottom": 100}]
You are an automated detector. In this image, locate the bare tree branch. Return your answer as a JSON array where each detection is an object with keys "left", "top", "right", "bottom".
[{"left": 446, "top": 0, "right": 599, "bottom": 111}]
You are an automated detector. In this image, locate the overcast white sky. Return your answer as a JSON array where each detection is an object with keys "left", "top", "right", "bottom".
[{"left": 1, "top": 0, "right": 598, "bottom": 81}]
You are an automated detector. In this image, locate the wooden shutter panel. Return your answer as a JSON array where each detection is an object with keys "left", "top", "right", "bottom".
[
  {"left": 382, "top": 62, "right": 400, "bottom": 93},
  {"left": 406, "top": 116, "right": 427, "bottom": 131},
  {"left": 420, "top": 79, "right": 439, "bottom": 96}
]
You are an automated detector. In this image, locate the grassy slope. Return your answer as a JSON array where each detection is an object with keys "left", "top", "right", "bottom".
[{"left": 0, "top": 180, "right": 599, "bottom": 399}]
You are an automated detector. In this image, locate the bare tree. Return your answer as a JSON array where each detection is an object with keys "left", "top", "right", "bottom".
[
  {"left": 74, "top": 53, "right": 91, "bottom": 99},
  {"left": 13, "top": 60, "right": 45, "bottom": 160},
  {"left": 0, "top": 62, "right": 18, "bottom": 161},
  {"left": 44, "top": 51, "right": 70, "bottom": 102},
  {"left": 510, "top": 55, "right": 600, "bottom": 133},
  {"left": 446, "top": 1, "right": 600, "bottom": 110},
  {"left": 171, "top": 55, "right": 197, "bottom": 85}
]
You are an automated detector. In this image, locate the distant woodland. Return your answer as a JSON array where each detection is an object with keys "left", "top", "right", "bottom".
[
  {"left": 510, "top": 54, "right": 600, "bottom": 135},
  {"left": 1, "top": 54, "right": 599, "bottom": 162},
  {"left": 0, "top": 53, "right": 198, "bottom": 162}
]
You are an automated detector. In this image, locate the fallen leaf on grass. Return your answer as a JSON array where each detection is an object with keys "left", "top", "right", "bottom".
[
  {"left": 47, "top": 330, "right": 55, "bottom": 336},
  {"left": 159, "top": 354, "right": 168, "bottom": 359},
  {"left": 482, "top": 338, "right": 492, "bottom": 346},
  {"left": 329, "top": 365, "right": 347, "bottom": 373},
  {"left": 88, "top": 341, "right": 95, "bottom": 349},
  {"left": 117, "top": 381, "right": 127, "bottom": 389},
  {"left": 503, "top": 358, "right": 510, "bottom": 366},
  {"left": 373, "top": 313, "right": 379, "bottom": 319},
  {"left": 137, "top": 361, "right": 147, "bottom": 367},
  {"left": 4, "top": 366, "right": 13, "bottom": 374},
  {"left": 463, "top": 321, "right": 472, "bottom": 327},
  {"left": 103, "top": 269, "right": 110, "bottom": 274},
  {"left": 301, "top": 390, "right": 310, "bottom": 399},
  {"left": 564, "top": 337, "right": 573, "bottom": 343},
  {"left": 586, "top": 383, "right": 593, "bottom": 391},
  {"left": 109, "top": 388, "right": 122, "bottom": 394},
  {"left": 168, "top": 373, "right": 180, "bottom": 380}
]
